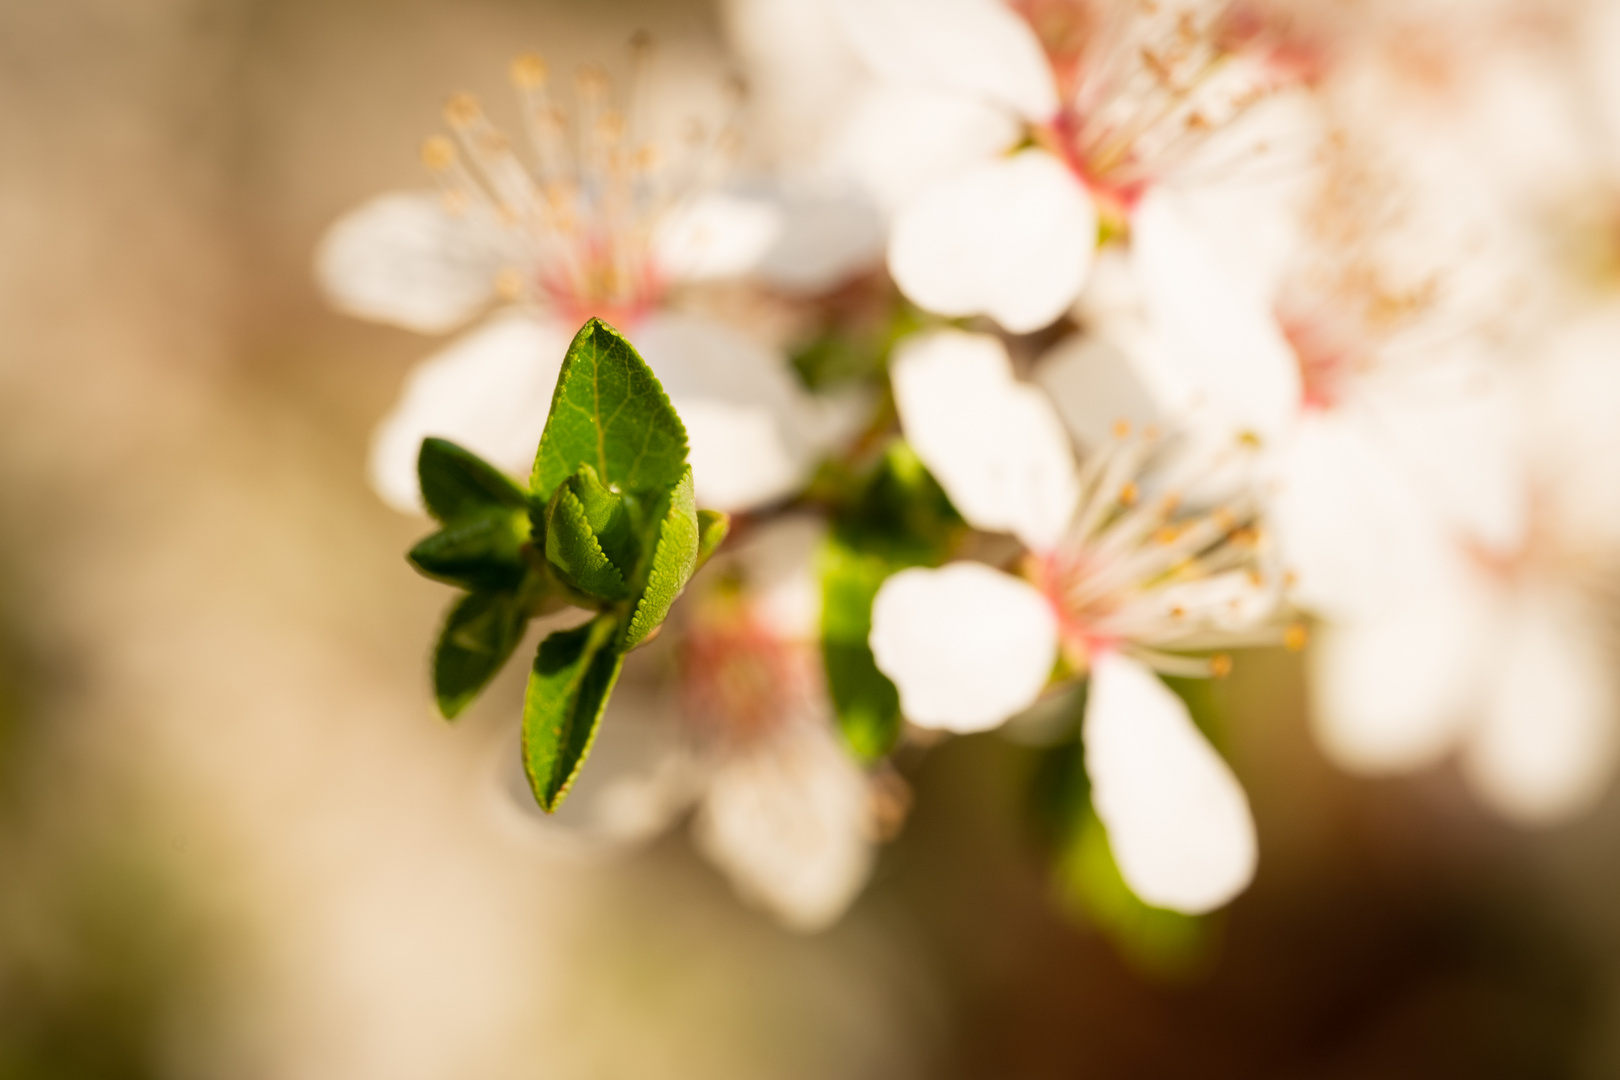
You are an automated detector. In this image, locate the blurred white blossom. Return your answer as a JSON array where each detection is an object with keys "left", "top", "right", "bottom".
[
  {"left": 1311, "top": 307, "right": 1620, "bottom": 823},
  {"left": 318, "top": 52, "right": 871, "bottom": 515}
]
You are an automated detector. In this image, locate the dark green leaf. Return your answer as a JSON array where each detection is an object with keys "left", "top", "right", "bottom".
[
  {"left": 433, "top": 590, "right": 529, "bottom": 719},
  {"left": 418, "top": 437, "right": 532, "bottom": 523},
  {"left": 522, "top": 614, "right": 625, "bottom": 811},
  {"left": 624, "top": 467, "right": 699, "bottom": 650},
  {"left": 408, "top": 506, "right": 530, "bottom": 590},
  {"left": 530, "top": 319, "right": 688, "bottom": 501},
  {"left": 823, "top": 642, "right": 902, "bottom": 761},
  {"left": 696, "top": 509, "right": 730, "bottom": 569}
]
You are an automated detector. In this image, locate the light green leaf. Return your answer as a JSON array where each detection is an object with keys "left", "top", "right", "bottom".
[
  {"left": 433, "top": 590, "right": 529, "bottom": 719},
  {"left": 408, "top": 506, "right": 530, "bottom": 591},
  {"left": 544, "top": 481, "right": 629, "bottom": 601},
  {"left": 530, "top": 319, "right": 688, "bottom": 501},
  {"left": 696, "top": 509, "right": 730, "bottom": 570},
  {"left": 624, "top": 467, "right": 698, "bottom": 650},
  {"left": 418, "top": 437, "right": 532, "bottom": 523},
  {"left": 522, "top": 614, "right": 625, "bottom": 811}
]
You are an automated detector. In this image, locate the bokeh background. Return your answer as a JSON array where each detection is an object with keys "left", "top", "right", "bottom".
[{"left": 1, "top": 1, "right": 1619, "bottom": 1076}]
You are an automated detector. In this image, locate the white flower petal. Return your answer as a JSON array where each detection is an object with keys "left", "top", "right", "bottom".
[
  {"left": 1130, "top": 188, "right": 1300, "bottom": 440},
  {"left": 1308, "top": 569, "right": 1496, "bottom": 774},
  {"left": 693, "top": 721, "right": 875, "bottom": 931},
  {"left": 751, "top": 182, "right": 885, "bottom": 293},
  {"left": 889, "top": 150, "right": 1096, "bottom": 333},
  {"left": 722, "top": 514, "right": 827, "bottom": 641},
  {"left": 634, "top": 313, "right": 822, "bottom": 513},
  {"left": 1463, "top": 587, "right": 1619, "bottom": 825},
  {"left": 869, "top": 563, "right": 1058, "bottom": 733},
  {"left": 1084, "top": 651, "right": 1257, "bottom": 915},
  {"left": 368, "top": 311, "right": 572, "bottom": 513},
  {"left": 652, "top": 193, "right": 784, "bottom": 282},
  {"left": 1529, "top": 307, "right": 1620, "bottom": 545},
  {"left": 890, "top": 329, "right": 1080, "bottom": 549},
  {"left": 830, "top": 0, "right": 1058, "bottom": 122},
  {"left": 829, "top": 82, "right": 1023, "bottom": 212},
  {"left": 1271, "top": 412, "right": 1454, "bottom": 620},
  {"left": 1372, "top": 360, "right": 1528, "bottom": 557},
  {"left": 315, "top": 190, "right": 504, "bottom": 334},
  {"left": 1033, "top": 329, "right": 1169, "bottom": 451}
]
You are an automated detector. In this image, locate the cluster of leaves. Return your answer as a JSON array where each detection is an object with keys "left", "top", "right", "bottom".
[{"left": 408, "top": 319, "right": 726, "bottom": 812}]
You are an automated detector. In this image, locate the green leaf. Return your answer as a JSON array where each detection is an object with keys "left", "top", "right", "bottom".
[
  {"left": 408, "top": 506, "right": 530, "bottom": 591},
  {"left": 530, "top": 319, "right": 689, "bottom": 501},
  {"left": 418, "top": 437, "right": 531, "bottom": 523},
  {"left": 544, "top": 471, "right": 631, "bottom": 601},
  {"left": 433, "top": 590, "right": 529, "bottom": 719},
  {"left": 819, "top": 439, "right": 964, "bottom": 760},
  {"left": 521, "top": 614, "right": 625, "bottom": 811},
  {"left": 820, "top": 540, "right": 903, "bottom": 760},
  {"left": 696, "top": 509, "right": 730, "bottom": 569},
  {"left": 624, "top": 467, "right": 699, "bottom": 650}
]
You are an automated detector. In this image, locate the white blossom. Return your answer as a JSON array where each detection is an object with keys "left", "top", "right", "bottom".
[
  {"left": 822, "top": 0, "right": 1316, "bottom": 338},
  {"left": 870, "top": 329, "right": 1282, "bottom": 913}
]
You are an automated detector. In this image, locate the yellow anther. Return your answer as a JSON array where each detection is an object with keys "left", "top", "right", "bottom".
[
  {"left": 444, "top": 92, "right": 482, "bottom": 128},
  {"left": 510, "top": 53, "right": 547, "bottom": 90},
  {"left": 1213, "top": 508, "right": 1237, "bottom": 532},
  {"left": 1229, "top": 527, "right": 1259, "bottom": 547},
  {"left": 494, "top": 267, "right": 525, "bottom": 300},
  {"left": 421, "top": 135, "right": 456, "bottom": 170},
  {"left": 1170, "top": 605, "right": 1186, "bottom": 620},
  {"left": 1112, "top": 418, "right": 1133, "bottom": 439},
  {"left": 1209, "top": 654, "right": 1233, "bottom": 678},
  {"left": 1154, "top": 524, "right": 1184, "bottom": 545},
  {"left": 1237, "top": 430, "right": 1263, "bottom": 449},
  {"left": 1285, "top": 623, "right": 1309, "bottom": 652},
  {"left": 1119, "top": 481, "right": 1139, "bottom": 506},
  {"left": 1283, "top": 570, "right": 1299, "bottom": 589}
]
